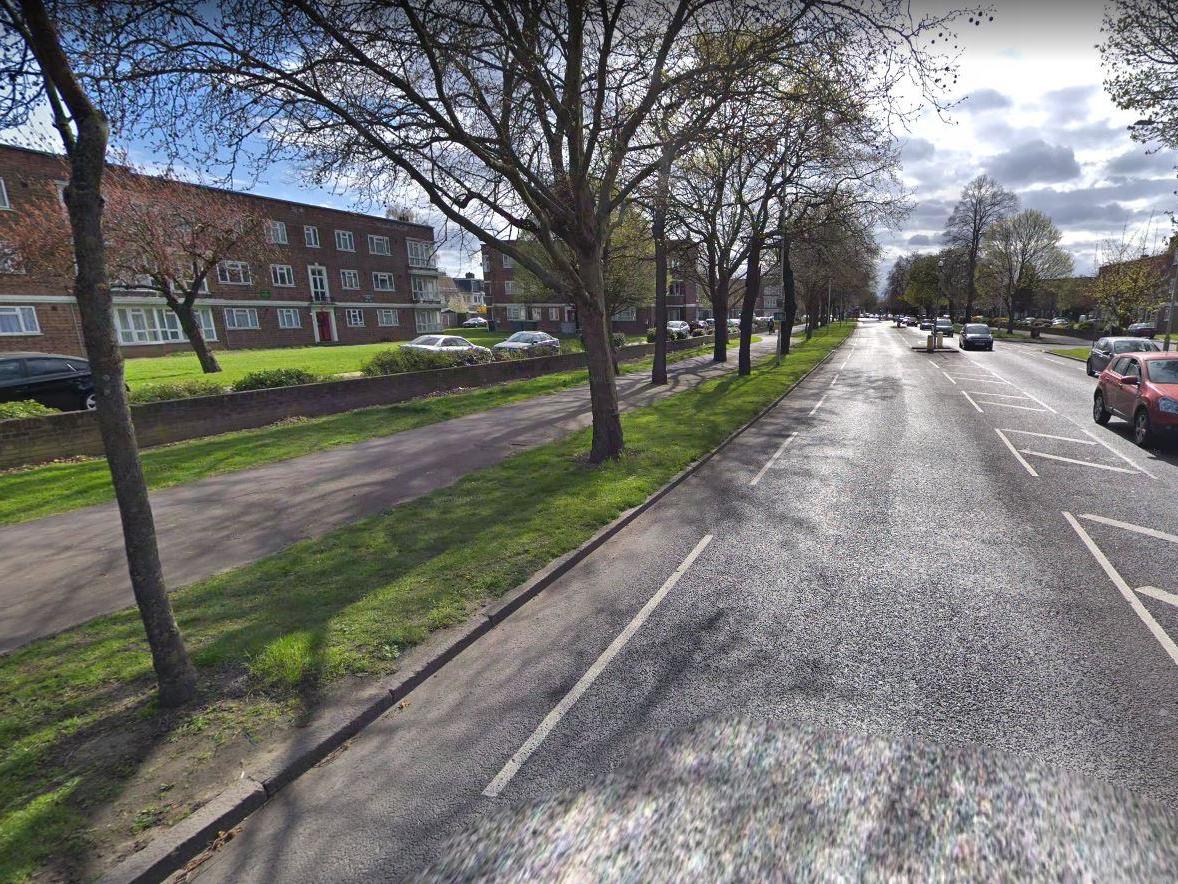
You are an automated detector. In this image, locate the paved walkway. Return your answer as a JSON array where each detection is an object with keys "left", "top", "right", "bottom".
[{"left": 0, "top": 334, "right": 787, "bottom": 652}]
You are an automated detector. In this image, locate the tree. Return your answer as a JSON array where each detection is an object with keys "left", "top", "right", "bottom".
[
  {"left": 903, "top": 254, "right": 944, "bottom": 319},
  {"left": 979, "top": 209, "right": 1074, "bottom": 332},
  {"left": 0, "top": 0, "right": 195, "bottom": 705},
  {"left": 11, "top": 167, "right": 278, "bottom": 373},
  {"left": 1092, "top": 234, "right": 1166, "bottom": 331},
  {"left": 1101, "top": 0, "right": 1178, "bottom": 158},
  {"left": 942, "top": 175, "right": 1018, "bottom": 322}
]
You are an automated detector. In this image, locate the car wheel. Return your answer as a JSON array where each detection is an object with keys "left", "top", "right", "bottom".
[
  {"left": 82, "top": 392, "right": 97, "bottom": 411},
  {"left": 1093, "top": 391, "right": 1111, "bottom": 425},
  {"left": 1134, "top": 408, "right": 1153, "bottom": 447},
  {"left": 1086, "top": 359, "right": 1096, "bottom": 377}
]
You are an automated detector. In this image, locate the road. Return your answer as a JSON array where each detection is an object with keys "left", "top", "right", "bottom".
[
  {"left": 0, "top": 333, "right": 789, "bottom": 653},
  {"left": 185, "top": 321, "right": 1178, "bottom": 881}
]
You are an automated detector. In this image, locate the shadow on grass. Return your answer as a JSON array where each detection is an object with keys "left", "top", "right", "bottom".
[{"left": 0, "top": 325, "right": 853, "bottom": 881}]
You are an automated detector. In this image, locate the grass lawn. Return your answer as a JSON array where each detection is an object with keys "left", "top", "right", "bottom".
[
  {"left": 0, "top": 343, "right": 712, "bottom": 526},
  {"left": 0, "top": 322, "right": 851, "bottom": 883},
  {"left": 1048, "top": 346, "right": 1090, "bottom": 362}
]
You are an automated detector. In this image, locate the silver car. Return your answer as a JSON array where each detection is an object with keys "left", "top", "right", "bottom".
[
  {"left": 402, "top": 334, "right": 491, "bottom": 355},
  {"left": 492, "top": 331, "right": 561, "bottom": 354},
  {"left": 1086, "top": 337, "right": 1160, "bottom": 377}
]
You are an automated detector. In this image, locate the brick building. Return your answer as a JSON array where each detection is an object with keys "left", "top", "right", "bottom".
[
  {"left": 0, "top": 144, "right": 443, "bottom": 357},
  {"left": 480, "top": 240, "right": 701, "bottom": 335}
]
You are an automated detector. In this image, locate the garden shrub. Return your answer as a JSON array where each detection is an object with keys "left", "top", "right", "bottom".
[
  {"left": 361, "top": 346, "right": 491, "bottom": 375},
  {"left": 0, "top": 399, "right": 55, "bottom": 420},
  {"left": 130, "top": 379, "right": 228, "bottom": 403},
  {"left": 231, "top": 368, "right": 322, "bottom": 391},
  {"left": 645, "top": 327, "right": 656, "bottom": 343},
  {"left": 610, "top": 332, "right": 627, "bottom": 350}
]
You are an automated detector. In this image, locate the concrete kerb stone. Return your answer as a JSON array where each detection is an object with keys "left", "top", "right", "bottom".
[{"left": 96, "top": 329, "right": 851, "bottom": 884}]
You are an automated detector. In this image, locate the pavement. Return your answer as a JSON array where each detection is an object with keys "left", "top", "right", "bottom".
[
  {"left": 179, "top": 320, "right": 1178, "bottom": 882},
  {"left": 0, "top": 332, "right": 788, "bottom": 653}
]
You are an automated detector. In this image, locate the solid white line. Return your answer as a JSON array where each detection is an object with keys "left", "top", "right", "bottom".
[
  {"left": 482, "top": 534, "right": 714, "bottom": 798},
  {"left": 995, "top": 429, "right": 1038, "bottom": 476},
  {"left": 749, "top": 432, "right": 799, "bottom": 487},
  {"left": 976, "top": 401, "right": 1049, "bottom": 412},
  {"left": 1064, "top": 512, "right": 1178, "bottom": 668},
  {"left": 1136, "top": 585, "right": 1178, "bottom": 608},
  {"left": 1019, "top": 390, "right": 1058, "bottom": 414},
  {"left": 1077, "top": 426, "right": 1157, "bottom": 480},
  {"left": 1000, "top": 428, "right": 1095, "bottom": 444},
  {"left": 952, "top": 378, "right": 1010, "bottom": 385},
  {"left": 1079, "top": 513, "right": 1178, "bottom": 545},
  {"left": 808, "top": 394, "right": 827, "bottom": 416},
  {"left": 961, "top": 390, "right": 983, "bottom": 413},
  {"left": 1018, "top": 449, "right": 1138, "bottom": 473},
  {"left": 939, "top": 368, "right": 957, "bottom": 385}
]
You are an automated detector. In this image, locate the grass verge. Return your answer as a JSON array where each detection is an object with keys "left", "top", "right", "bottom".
[
  {"left": 0, "top": 344, "right": 712, "bottom": 526},
  {"left": 0, "top": 322, "right": 849, "bottom": 883},
  {"left": 1048, "top": 347, "right": 1089, "bottom": 362}
]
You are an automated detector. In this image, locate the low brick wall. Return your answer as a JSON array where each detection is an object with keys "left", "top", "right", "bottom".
[{"left": 0, "top": 335, "right": 714, "bottom": 469}]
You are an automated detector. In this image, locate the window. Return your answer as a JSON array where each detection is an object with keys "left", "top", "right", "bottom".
[
  {"left": 669, "top": 281, "right": 687, "bottom": 298},
  {"left": 549, "top": 307, "right": 561, "bottom": 321},
  {"left": 1110, "top": 357, "right": 1129, "bottom": 374},
  {"left": 613, "top": 306, "right": 636, "bottom": 321},
  {"left": 25, "top": 357, "right": 75, "bottom": 376},
  {"left": 0, "top": 177, "right": 10, "bottom": 210},
  {"left": 270, "top": 264, "right": 295, "bottom": 287},
  {"left": 216, "top": 261, "right": 251, "bottom": 285},
  {"left": 368, "top": 234, "right": 391, "bottom": 255},
  {"left": 335, "top": 229, "right": 355, "bottom": 251},
  {"left": 373, "top": 271, "right": 396, "bottom": 292},
  {"left": 416, "top": 309, "right": 442, "bottom": 332},
  {"left": 411, "top": 275, "right": 438, "bottom": 301},
  {"left": 505, "top": 304, "right": 525, "bottom": 321},
  {"left": 346, "top": 308, "right": 365, "bottom": 327},
  {"left": 469, "top": 292, "right": 485, "bottom": 306},
  {"left": 304, "top": 225, "right": 320, "bottom": 247},
  {"left": 115, "top": 307, "right": 216, "bottom": 344},
  {"left": 377, "top": 309, "right": 399, "bottom": 327},
  {"left": 501, "top": 253, "right": 514, "bottom": 269},
  {"left": 340, "top": 269, "right": 360, "bottom": 290},
  {"left": 504, "top": 281, "right": 518, "bottom": 295},
  {"left": 277, "top": 308, "right": 301, "bottom": 329},
  {"left": 0, "top": 305, "right": 39, "bottom": 335},
  {"left": 308, "top": 265, "right": 330, "bottom": 302},
  {"left": 268, "top": 220, "right": 288, "bottom": 244},
  {"left": 224, "top": 307, "right": 260, "bottom": 330},
  {"left": 407, "top": 239, "right": 436, "bottom": 268},
  {"left": 1125, "top": 359, "right": 1141, "bottom": 379},
  {"left": 481, "top": 253, "right": 493, "bottom": 273}
]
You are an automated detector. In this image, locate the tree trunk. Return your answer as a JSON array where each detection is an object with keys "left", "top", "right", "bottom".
[
  {"left": 171, "top": 298, "right": 221, "bottom": 373},
  {"left": 50, "top": 73, "right": 197, "bottom": 704},
  {"left": 576, "top": 246, "right": 624, "bottom": 463},
  {"left": 779, "top": 225, "right": 797, "bottom": 359},
  {"left": 712, "top": 272, "right": 730, "bottom": 363},
  {"left": 965, "top": 251, "right": 977, "bottom": 323},
  {"left": 738, "top": 238, "right": 761, "bottom": 376},
  {"left": 651, "top": 149, "right": 671, "bottom": 386}
]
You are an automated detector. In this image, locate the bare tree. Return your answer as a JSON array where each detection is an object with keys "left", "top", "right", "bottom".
[
  {"left": 0, "top": 0, "right": 195, "bottom": 705},
  {"left": 979, "top": 209, "right": 1073, "bottom": 332},
  {"left": 942, "top": 175, "right": 1018, "bottom": 322}
]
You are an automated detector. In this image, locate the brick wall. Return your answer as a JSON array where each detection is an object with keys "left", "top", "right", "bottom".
[{"left": 0, "top": 335, "right": 714, "bottom": 469}]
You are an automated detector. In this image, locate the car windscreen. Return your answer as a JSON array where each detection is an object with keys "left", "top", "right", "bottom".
[
  {"left": 963, "top": 324, "right": 990, "bottom": 334},
  {"left": 412, "top": 336, "right": 442, "bottom": 346},
  {"left": 1147, "top": 359, "right": 1178, "bottom": 383},
  {"left": 1114, "top": 340, "right": 1155, "bottom": 353},
  {"left": 507, "top": 333, "right": 536, "bottom": 342}
]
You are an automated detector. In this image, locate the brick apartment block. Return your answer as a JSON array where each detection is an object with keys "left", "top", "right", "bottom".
[{"left": 0, "top": 144, "right": 446, "bottom": 358}]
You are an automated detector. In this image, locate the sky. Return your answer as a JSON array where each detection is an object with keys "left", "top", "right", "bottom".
[{"left": 883, "top": 0, "right": 1178, "bottom": 289}]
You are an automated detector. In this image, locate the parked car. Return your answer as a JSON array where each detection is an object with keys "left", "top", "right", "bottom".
[
  {"left": 402, "top": 334, "right": 492, "bottom": 355},
  {"left": 461, "top": 316, "right": 489, "bottom": 328},
  {"left": 1086, "top": 337, "right": 1161, "bottom": 376},
  {"left": 1128, "top": 321, "right": 1157, "bottom": 338},
  {"left": 959, "top": 323, "right": 994, "bottom": 351},
  {"left": 1051, "top": 318, "right": 1069, "bottom": 328},
  {"left": 0, "top": 352, "right": 97, "bottom": 412},
  {"left": 667, "top": 320, "right": 691, "bottom": 336},
  {"left": 492, "top": 331, "right": 561, "bottom": 355},
  {"left": 934, "top": 318, "right": 954, "bottom": 337},
  {"left": 918, "top": 318, "right": 934, "bottom": 331},
  {"left": 906, "top": 317, "right": 919, "bottom": 327},
  {"left": 701, "top": 318, "right": 716, "bottom": 332},
  {"left": 1093, "top": 351, "right": 1178, "bottom": 446}
]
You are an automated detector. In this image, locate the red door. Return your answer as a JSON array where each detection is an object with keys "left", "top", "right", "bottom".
[{"left": 316, "top": 311, "right": 334, "bottom": 342}]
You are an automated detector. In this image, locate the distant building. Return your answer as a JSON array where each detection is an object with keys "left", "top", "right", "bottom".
[{"left": 1096, "top": 234, "right": 1178, "bottom": 331}]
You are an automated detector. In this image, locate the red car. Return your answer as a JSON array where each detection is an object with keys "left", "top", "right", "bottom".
[{"left": 1093, "top": 351, "right": 1178, "bottom": 446}]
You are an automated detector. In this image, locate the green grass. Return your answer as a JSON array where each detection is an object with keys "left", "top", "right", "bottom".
[
  {"left": 0, "top": 322, "right": 851, "bottom": 883},
  {"left": 0, "top": 344, "right": 710, "bottom": 526},
  {"left": 1048, "top": 346, "right": 1090, "bottom": 362}
]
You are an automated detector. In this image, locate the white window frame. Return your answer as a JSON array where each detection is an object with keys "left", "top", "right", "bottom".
[
  {"left": 268, "top": 220, "right": 288, "bottom": 244},
  {"left": 304, "top": 225, "right": 320, "bottom": 247},
  {"left": 416, "top": 308, "right": 443, "bottom": 333},
  {"left": 335, "top": 229, "right": 356, "bottom": 252},
  {"left": 504, "top": 304, "right": 525, "bottom": 321},
  {"left": 613, "top": 306, "right": 636, "bottom": 322},
  {"left": 411, "top": 275, "right": 438, "bottom": 302},
  {"left": 216, "top": 261, "right": 251, "bottom": 286},
  {"left": 377, "top": 308, "right": 399, "bottom": 327},
  {"left": 501, "top": 253, "right": 514, "bottom": 269},
  {"left": 548, "top": 307, "right": 561, "bottom": 321},
  {"left": 114, "top": 306, "right": 216, "bottom": 345},
  {"left": 0, "top": 305, "right": 39, "bottom": 335},
  {"left": 503, "top": 281, "right": 518, "bottom": 295},
  {"left": 372, "top": 271, "right": 396, "bottom": 292},
  {"left": 277, "top": 308, "right": 301, "bottom": 329},
  {"left": 345, "top": 308, "right": 365, "bottom": 327},
  {"left": 367, "top": 234, "right": 391, "bottom": 256},
  {"left": 270, "top": 264, "right": 295, "bottom": 287},
  {"left": 340, "top": 269, "right": 360, "bottom": 290},
  {"left": 469, "top": 292, "right": 486, "bottom": 306},
  {"left": 224, "top": 307, "right": 260, "bottom": 330},
  {"left": 407, "top": 239, "right": 436, "bottom": 268},
  {"left": 0, "top": 177, "right": 11, "bottom": 210},
  {"left": 308, "top": 264, "right": 330, "bottom": 302}
]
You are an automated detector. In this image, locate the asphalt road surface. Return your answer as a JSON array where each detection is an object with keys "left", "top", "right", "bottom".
[{"left": 185, "top": 321, "right": 1178, "bottom": 882}]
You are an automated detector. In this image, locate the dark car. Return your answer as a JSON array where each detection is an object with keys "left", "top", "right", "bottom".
[
  {"left": 918, "top": 318, "right": 934, "bottom": 331},
  {"left": 1093, "top": 351, "right": 1178, "bottom": 446},
  {"left": 1128, "top": 322, "right": 1156, "bottom": 339},
  {"left": 1086, "top": 337, "right": 1160, "bottom": 376},
  {"left": 0, "top": 352, "right": 96, "bottom": 412},
  {"left": 934, "top": 318, "right": 954, "bottom": 337},
  {"left": 959, "top": 323, "right": 994, "bottom": 351},
  {"left": 492, "top": 331, "right": 561, "bottom": 355}
]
